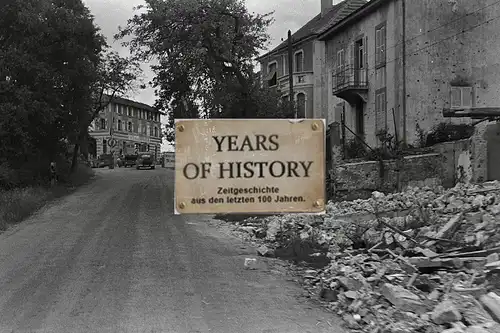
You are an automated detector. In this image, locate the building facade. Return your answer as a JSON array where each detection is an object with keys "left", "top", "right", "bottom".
[
  {"left": 318, "top": 0, "right": 500, "bottom": 147},
  {"left": 89, "top": 95, "right": 163, "bottom": 161},
  {"left": 257, "top": 0, "right": 366, "bottom": 119}
]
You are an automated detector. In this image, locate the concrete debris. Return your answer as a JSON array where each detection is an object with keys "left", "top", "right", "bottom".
[
  {"left": 243, "top": 258, "right": 258, "bottom": 270},
  {"left": 381, "top": 283, "right": 428, "bottom": 314},
  {"left": 257, "top": 245, "right": 274, "bottom": 257},
  {"left": 224, "top": 180, "right": 500, "bottom": 332},
  {"left": 431, "top": 300, "right": 461, "bottom": 324}
]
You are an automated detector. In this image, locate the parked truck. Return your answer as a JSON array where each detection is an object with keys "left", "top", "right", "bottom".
[{"left": 121, "top": 154, "right": 138, "bottom": 168}]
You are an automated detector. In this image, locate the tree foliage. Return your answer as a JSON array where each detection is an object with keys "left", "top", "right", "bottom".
[
  {"left": 73, "top": 50, "right": 141, "bottom": 167},
  {"left": 0, "top": 0, "right": 139, "bottom": 186},
  {"left": 117, "top": 0, "right": 295, "bottom": 145}
]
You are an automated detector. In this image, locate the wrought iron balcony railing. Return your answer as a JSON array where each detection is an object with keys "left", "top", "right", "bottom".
[{"left": 332, "top": 65, "right": 368, "bottom": 93}]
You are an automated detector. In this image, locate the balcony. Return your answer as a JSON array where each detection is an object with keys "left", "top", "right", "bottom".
[
  {"left": 332, "top": 65, "right": 368, "bottom": 104},
  {"left": 277, "top": 71, "right": 313, "bottom": 93}
]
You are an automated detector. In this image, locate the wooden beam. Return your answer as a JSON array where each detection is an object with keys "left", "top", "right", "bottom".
[{"left": 443, "top": 107, "right": 500, "bottom": 118}]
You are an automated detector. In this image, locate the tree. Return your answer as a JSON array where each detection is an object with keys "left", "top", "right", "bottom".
[
  {"left": 116, "top": 0, "right": 293, "bottom": 146},
  {"left": 70, "top": 50, "right": 141, "bottom": 171},
  {"left": 0, "top": 0, "right": 109, "bottom": 184}
]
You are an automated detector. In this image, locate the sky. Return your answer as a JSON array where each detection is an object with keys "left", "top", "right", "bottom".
[{"left": 82, "top": 0, "right": 321, "bottom": 151}]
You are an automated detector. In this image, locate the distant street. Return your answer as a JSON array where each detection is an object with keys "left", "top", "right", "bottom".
[{"left": 0, "top": 167, "right": 344, "bottom": 333}]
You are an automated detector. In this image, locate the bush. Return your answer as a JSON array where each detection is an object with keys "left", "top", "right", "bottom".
[
  {"left": 0, "top": 187, "right": 50, "bottom": 229},
  {"left": 344, "top": 137, "right": 367, "bottom": 160},
  {"left": 425, "top": 122, "right": 474, "bottom": 146},
  {"left": 0, "top": 163, "right": 94, "bottom": 230}
]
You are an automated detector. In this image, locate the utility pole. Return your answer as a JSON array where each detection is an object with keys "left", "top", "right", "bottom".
[{"left": 287, "top": 30, "right": 295, "bottom": 118}]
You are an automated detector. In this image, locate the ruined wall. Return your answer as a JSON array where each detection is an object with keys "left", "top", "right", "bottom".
[
  {"left": 405, "top": 0, "right": 500, "bottom": 145},
  {"left": 432, "top": 139, "right": 473, "bottom": 188},
  {"left": 334, "top": 153, "right": 443, "bottom": 200}
]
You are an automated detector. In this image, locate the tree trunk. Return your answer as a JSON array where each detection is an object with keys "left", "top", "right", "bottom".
[
  {"left": 70, "top": 142, "right": 80, "bottom": 173},
  {"left": 80, "top": 134, "right": 89, "bottom": 159},
  {"left": 70, "top": 130, "right": 86, "bottom": 173}
]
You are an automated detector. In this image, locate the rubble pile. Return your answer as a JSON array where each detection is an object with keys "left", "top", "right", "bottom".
[{"left": 226, "top": 180, "right": 500, "bottom": 332}]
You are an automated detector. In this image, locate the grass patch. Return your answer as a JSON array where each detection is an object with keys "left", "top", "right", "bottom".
[{"left": 0, "top": 163, "right": 95, "bottom": 231}]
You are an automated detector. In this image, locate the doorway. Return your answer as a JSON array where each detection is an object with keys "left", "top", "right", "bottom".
[
  {"left": 487, "top": 123, "right": 500, "bottom": 180},
  {"left": 296, "top": 93, "right": 306, "bottom": 118},
  {"left": 355, "top": 101, "right": 365, "bottom": 138}
]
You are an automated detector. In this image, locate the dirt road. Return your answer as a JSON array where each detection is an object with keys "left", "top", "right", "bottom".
[{"left": 0, "top": 168, "right": 345, "bottom": 333}]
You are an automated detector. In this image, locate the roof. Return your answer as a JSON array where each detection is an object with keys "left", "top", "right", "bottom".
[
  {"left": 104, "top": 94, "right": 166, "bottom": 115},
  {"left": 257, "top": 0, "right": 367, "bottom": 61},
  {"left": 318, "top": 0, "right": 391, "bottom": 40}
]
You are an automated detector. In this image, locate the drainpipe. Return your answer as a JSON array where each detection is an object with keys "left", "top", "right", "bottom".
[
  {"left": 402, "top": 0, "right": 407, "bottom": 145},
  {"left": 288, "top": 30, "right": 295, "bottom": 118}
]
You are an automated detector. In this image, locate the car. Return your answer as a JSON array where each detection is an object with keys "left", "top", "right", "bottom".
[
  {"left": 123, "top": 154, "right": 138, "bottom": 167},
  {"left": 136, "top": 152, "right": 155, "bottom": 170},
  {"left": 96, "top": 154, "right": 113, "bottom": 168}
]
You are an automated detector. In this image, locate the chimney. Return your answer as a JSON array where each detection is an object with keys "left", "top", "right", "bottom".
[{"left": 321, "top": 0, "right": 343, "bottom": 16}]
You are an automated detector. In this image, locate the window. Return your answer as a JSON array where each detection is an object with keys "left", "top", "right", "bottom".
[
  {"left": 128, "top": 121, "right": 132, "bottom": 132},
  {"left": 115, "top": 104, "right": 119, "bottom": 114},
  {"left": 118, "top": 120, "right": 122, "bottom": 131},
  {"left": 267, "top": 61, "right": 277, "bottom": 87},
  {"left": 133, "top": 108, "right": 137, "bottom": 118},
  {"left": 100, "top": 118, "right": 106, "bottom": 130},
  {"left": 355, "top": 39, "right": 364, "bottom": 69},
  {"left": 294, "top": 50, "right": 303, "bottom": 73},
  {"left": 375, "top": 24, "right": 386, "bottom": 66},
  {"left": 103, "top": 140, "right": 107, "bottom": 154},
  {"left": 336, "top": 49, "right": 345, "bottom": 85},
  {"left": 296, "top": 93, "right": 306, "bottom": 118},
  {"left": 149, "top": 125, "right": 153, "bottom": 136},
  {"left": 375, "top": 89, "right": 387, "bottom": 132},
  {"left": 154, "top": 127, "right": 158, "bottom": 137},
  {"left": 451, "top": 86, "right": 473, "bottom": 109}
]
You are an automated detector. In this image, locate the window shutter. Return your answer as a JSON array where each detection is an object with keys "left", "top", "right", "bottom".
[
  {"left": 364, "top": 36, "right": 368, "bottom": 67},
  {"left": 348, "top": 42, "right": 354, "bottom": 69},
  {"left": 380, "top": 91, "right": 387, "bottom": 114},
  {"left": 348, "top": 42, "right": 354, "bottom": 84},
  {"left": 462, "top": 87, "right": 473, "bottom": 107},
  {"left": 381, "top": 26, "right": 386, "bottom": 63},
  {"left": 375, "top": 29, "right": 380, "bottom": 64},
  {"left": 450, "top": 87, "right": 461, "bottom": 108}
]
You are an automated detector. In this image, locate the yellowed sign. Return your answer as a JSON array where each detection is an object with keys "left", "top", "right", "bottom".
[{"left": 174, "top": 119, "right": 325, "bottom": 214}]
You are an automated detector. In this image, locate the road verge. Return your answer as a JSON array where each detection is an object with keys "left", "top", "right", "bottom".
[{"left": 0, "top": 163, "right": 95, "bottom": 231}]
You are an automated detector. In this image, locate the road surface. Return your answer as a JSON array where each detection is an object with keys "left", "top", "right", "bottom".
[{"left": 0, "top": 167, "right": 345, "bottom": 333}]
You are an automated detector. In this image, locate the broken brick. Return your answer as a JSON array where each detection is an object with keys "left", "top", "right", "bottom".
[
  {"left": 431, "top": 300, "right": 462, "bottom": 324},
  {"left": 380, "top": 283, "right": 428, "bottom": 314}
]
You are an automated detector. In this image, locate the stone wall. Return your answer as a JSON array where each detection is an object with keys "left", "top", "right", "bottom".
[
  {"left": 433, "top": 139, "right": 473, "bottom": 188},
  {"left": 327, "top": 120, "right": 500, "bottom": 201},
  {"left": 333, "top": 153, "right": 443, "bottom": 201}
]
